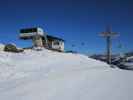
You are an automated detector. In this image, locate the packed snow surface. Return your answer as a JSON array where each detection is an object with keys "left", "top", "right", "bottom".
[{"left": 0, "top": 49, "right": 133, "bottom": 100}]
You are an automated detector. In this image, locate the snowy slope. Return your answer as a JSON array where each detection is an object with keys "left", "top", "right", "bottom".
[{"left": 0, "top": 49, "right": 133, "bottom": 100}]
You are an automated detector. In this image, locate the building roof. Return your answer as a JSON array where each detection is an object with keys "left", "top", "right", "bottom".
[
  {"left": 47, "top": 35, "right": 65, "bottom": 41},
  {"left": 20, "top": 33, "right": 65, "bottom": 42}
]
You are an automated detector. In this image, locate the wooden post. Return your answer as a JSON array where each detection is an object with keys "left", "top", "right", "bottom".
[{"left": 106, "top": 36, "right": 111, "bottom": 64}]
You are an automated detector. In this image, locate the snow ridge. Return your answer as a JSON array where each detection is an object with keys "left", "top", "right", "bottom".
[{"left": 0, "top": 49, "right": 132, "bottom": 100}]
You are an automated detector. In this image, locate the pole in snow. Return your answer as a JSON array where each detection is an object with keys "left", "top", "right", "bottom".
[{"left": 100, "top": 26, "right": 119, "bottom": 65}]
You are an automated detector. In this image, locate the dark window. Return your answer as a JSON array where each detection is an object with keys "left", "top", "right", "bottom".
[
  {"left": 20, "top": 28, "right": 37, "bottom": 33},
  {"left": 53, "top": 41, "right": 59, "bottom": 45}
]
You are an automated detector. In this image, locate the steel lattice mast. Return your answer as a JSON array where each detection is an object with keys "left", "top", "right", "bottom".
[{"left": 100, "top": 26, "right": 118, "bottom": 64}]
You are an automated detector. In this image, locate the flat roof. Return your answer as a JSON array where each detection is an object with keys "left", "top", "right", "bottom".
[
  {"left": 47, "top": 35, "right": 65, "bottom": 41},
  {"left": 20, "top": 33, "right": 65, "bottom": 41}
]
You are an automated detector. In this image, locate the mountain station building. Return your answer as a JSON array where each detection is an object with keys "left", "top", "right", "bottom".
[{"left": 19, "top": 27, "right": 64, "bottom": 51}]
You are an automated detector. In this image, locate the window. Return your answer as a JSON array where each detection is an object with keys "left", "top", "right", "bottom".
[
  {"left": 20, "top": 28, "right": 37, "bottom": 33},
  {"left": 53, "top": 41, "right": 59, "bottom": 45}
]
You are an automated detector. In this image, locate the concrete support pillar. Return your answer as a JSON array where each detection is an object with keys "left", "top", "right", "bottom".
[{"left": 32, "top": 35, "right": 43, "bottom": 47}]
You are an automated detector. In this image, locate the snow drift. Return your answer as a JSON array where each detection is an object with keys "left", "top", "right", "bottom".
[{"left": 0, "top": 49, "right": 133, "bottom": 100}]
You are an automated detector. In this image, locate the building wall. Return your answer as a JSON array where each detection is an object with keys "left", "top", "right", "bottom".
[
  {"left": 60, "top": 42, "right": 64, "bottom": 51},
  {"left": 51, "top": 40, "right": 64, "bottom": 51},
  {"left": 42, "top": 36, "right": 64, "bottom": 51}
]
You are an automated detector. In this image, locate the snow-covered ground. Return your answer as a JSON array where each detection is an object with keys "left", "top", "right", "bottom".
[{"left": 0, "top": 49, "right": 133, "bottom": 100}]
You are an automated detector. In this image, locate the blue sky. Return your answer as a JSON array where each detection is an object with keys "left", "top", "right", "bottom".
[{"left": 0, "top": 0, "right": 133, "bottom": 54}]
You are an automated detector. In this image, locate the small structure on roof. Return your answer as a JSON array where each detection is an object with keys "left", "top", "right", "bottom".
[{"left": 19, "top": 27, "right": 64, "bottom": 51}]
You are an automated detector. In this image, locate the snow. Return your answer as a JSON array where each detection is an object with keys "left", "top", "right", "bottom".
[{"left": 0, "top": 49, "right": 133, "bottom": 100}]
